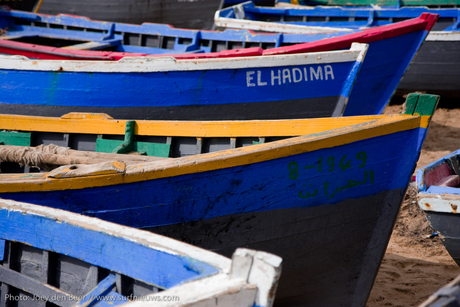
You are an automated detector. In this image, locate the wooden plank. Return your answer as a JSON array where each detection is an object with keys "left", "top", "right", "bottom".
[
  {"left": 196, "top": 137, "right": 203, "bottom": 154},
  {"left": 0, "top": 113, "right": 405, "bottom": 138},
  {"left": 0, "top": 265, "right": 74, "bottom": 307},
  {"left": 403, "top": 93, "right": 439, "bottom": 117},
  {"left": 95, "top": 139, "right": 171, "bottom": 157},
  {"left": 0, "top": 131, "right": 31, "bottom": 146}
]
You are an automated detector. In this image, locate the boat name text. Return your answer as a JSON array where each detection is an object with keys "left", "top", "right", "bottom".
[{"left": 246, "top": 65, "right": 334, "bottom": 87}]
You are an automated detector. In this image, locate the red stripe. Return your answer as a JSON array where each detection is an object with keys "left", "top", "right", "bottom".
[{"left": 0, "top": 13, "right": 439, "bottom": 61}]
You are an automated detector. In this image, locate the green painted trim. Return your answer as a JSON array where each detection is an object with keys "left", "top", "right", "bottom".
[
  {"left": 414, "top": 94, "right": 440, "bottom": 116},
  {"left": 113, "top": 121, "right": 136, "bottom": 154},
  {"left": 403, "top": 93, "right": 440, "bottom": 116},
  {"left": 96, "top": 139, "right": 170, "bottom": 158},
  {"left": 0, "top": 131, "right": 31, "bottom": 146}
]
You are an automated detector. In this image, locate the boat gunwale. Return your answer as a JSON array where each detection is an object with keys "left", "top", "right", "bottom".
[
  {"left": 0, "top": 198, "right": 232, "bottom": 272},
  {"left": 0, "top": 43, "right": 366, "bottom": 72}
]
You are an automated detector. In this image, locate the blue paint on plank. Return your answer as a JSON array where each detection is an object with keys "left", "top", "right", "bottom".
[
  {"left": 0, "top": 239, "right": 5, "bottom": 261},
  {"left": 223, "top": 2, "right": 460, "bottom": 30},
  {"left": 0, "top": 127, "right": 427, "bottom": 229},
  {"left": 344, "top": 30, "right": 429, "bottom": 115},
  {"left": 92, "top": 290, "right": 128, "bottom": 307},
  {"left": 0, "top": 210, "right": 219, "bottom": 289},
  {"left": 74, "top": 274, "right": 116, "bottom": 307},
  {"left": 0, "top": 62, "right": 355, "bottom": 108},
  {"left": 426, "top": 186, "right": 460, "bottom": 195}
]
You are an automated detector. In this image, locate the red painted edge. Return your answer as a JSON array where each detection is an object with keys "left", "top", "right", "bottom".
[
  {"left": 262, "top": 13, "right": 439, "bottom": 56},
  {"left": 0, "top": 13, "right": 439, "bottom": 61}
]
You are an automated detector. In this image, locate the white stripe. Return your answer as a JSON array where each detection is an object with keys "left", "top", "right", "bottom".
[{"left": 0, "top": 44, "right": 367, "bottom": 73}]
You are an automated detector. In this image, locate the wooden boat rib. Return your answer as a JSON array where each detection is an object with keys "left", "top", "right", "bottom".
[
  {"left": 0, "top": 93, "right": 440, "bottom": 306},
  {"left": 0, "top": 198, "right": 282, "bottom": 307}
]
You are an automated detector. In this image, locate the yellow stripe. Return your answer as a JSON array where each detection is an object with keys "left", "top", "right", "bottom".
[
  {"left": 0, "top": 115, "right": 429, "bottom": 193},
  {"left": 0, "top": 112, "right": 410, "bottom": 137}
]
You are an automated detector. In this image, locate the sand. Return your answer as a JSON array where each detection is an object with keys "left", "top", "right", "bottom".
[{"left": 366, "top": 103, "right": 460, "bottom": 307}]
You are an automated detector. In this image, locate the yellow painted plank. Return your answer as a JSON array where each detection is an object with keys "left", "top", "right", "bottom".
[
  {"left": 0, "top": 112, "right": 420, "bottom": 138},
  {"left": 0, "top": 115, "right": 428, "bottom": 193}
]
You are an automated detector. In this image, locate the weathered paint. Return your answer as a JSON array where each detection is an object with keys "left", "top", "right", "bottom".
[{"left": 0, "top": 199, "right": 282, "bottom": 307}]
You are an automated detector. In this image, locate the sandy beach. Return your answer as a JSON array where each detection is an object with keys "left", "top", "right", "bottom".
[{"left": 366, "top": 100, "right": 460, "bottom": 307}]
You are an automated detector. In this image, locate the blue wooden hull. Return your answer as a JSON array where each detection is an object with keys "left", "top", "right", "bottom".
[
  {"left": 0, "top": 126, "right": 429, "bottom": 306},
  {"left": 0, "top": 49, "right": 364, "bottom": 120},
  {"left": 0, "top": 8, "right": 435, "bottom": 117}
]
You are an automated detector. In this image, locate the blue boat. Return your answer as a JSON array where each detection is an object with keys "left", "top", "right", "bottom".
[
  {"left": 416, "top": 148, "right": 460, "bottom": 267},
  {"left": 0, "top": 43, "right": 367, "bottom": 120},
  {"left": 0, "top": 198, "right": 282, "bottom": 307},
  {"left": 0, "top": 8, "right": 438, "bottom": 118},
  {"left": 216, "top": 1, "right": 460, "bottom": 97},
  {"left": 0, "top": 93, "right": 439, "bottom": 306}
]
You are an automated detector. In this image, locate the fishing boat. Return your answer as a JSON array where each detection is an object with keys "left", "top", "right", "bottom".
[
  {"left": 33, "top": 0, "right": 224, "bottom": 30},
  {"left": 216, "top": 1, "right": 459, "bottom": 97},
  {"left": 0, "top": 93, "right": 439, "bottom": 306},
  {"left": 0, "top": 9, "right": 438, "bottom": 118},
  {"left": 0, "top": 43, "right": 367, "bottom": 120},
  {"left": 416, "top": 148, "right": 460, "bottom": 266},
  {"left": 0, "top": 198, "right": 282, "bottom": 307},
  {"left": 419, "top": 274, "right": 460, "bottom": 307}
]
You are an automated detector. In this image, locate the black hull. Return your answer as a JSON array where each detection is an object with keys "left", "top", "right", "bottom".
[
  {"left": 149, "top": 188, "right": 406, "bottom": 307},
  {"left": 37, "top": 0, "right": 223, "bottom": 30},
  {"left": 0, "top": 0, "right": 39, "bottom": 11},
  {"left": 0, "top": 96, "right": 344, "bottom": 120},
  {"left": 397, "top": 40, "right": 460, "bottom": 97},
  {"left": 423, "top": 211, "right": 460, "bottom": 267}
]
